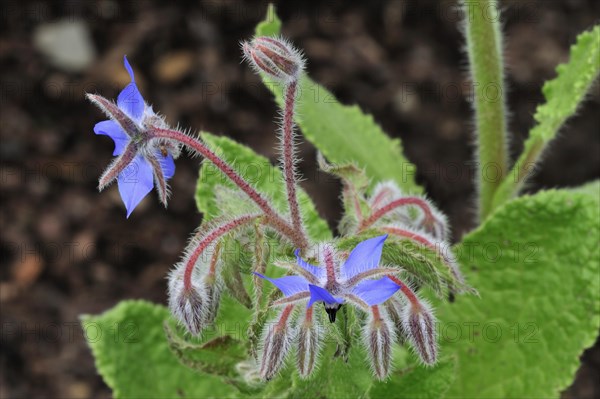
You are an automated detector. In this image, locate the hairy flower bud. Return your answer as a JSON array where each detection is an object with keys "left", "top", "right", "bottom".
[
  {"left": 415, "top": 203, "right": 449, "bottom": 242},
  {"left": 384, "top": 297, "right": 407, "bottom": 344},
  {"left": 260, "top": 305, "right": 295, "bottom": 380},
  {"left": 202, "top": 274, "right": 222, "bottom": 326},
  {"left": 296, "top": 307, "right": 321, "bottom": 378},
  {"left": 402, "top": 300, "right": 438, "bottom": 365},
  {"left": 242, "top": 36, "right": 304, "bottom": 83},
  {"left": 167, "top": 264, "right": 207, "bottom": 336},
  {"left": 363, "top": 306, "right": 395, "bottom": 380}
]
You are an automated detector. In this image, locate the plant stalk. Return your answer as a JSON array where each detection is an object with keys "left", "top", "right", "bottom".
[{"left": 463, "top": 0, "right": 509, "bottom": 220}]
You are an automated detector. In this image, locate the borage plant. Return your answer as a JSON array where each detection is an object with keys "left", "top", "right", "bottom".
[{"left": 82, "top": 3, "right": 599, "bottom": 399}]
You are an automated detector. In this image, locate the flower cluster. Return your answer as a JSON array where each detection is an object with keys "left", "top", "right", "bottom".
[{"left": 87, "top": 36, "right": 467, "bottom": 385}]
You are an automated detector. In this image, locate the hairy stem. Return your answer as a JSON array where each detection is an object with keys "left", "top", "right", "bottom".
[
  {"left": 381, "top": 226, "right": 436, "bottom": 249},
  {"left": 281, "top": 81, "right": 307, "bottom": 243},
  {"left": 151, "top": 127, "right": 308, "bottom": 249},
  {"left": 183, "top": 214, "right": 259, "bottom": 291},
  {"left": 463, "top": 0, "right": 509, "bottom": 220},
  {"left": 276, "top": 304, "right": 295, "bottom": 331},
  {"left": 387, "top": 275, "right": 420, "bottom": 308},
  {"left": 359, "top": 197, "right": 434, "bottom": 231},
  {"left": 324, "top": 245, "right": 337, "bottom": 290}
]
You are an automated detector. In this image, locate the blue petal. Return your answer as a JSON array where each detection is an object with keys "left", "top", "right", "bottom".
[
  {"left": 94, "top": 120, "right": 129, "bottom": 156},
  {"left": 343, "top": 235, "right": 388, "bottom": 279},
  {"left": 117, "top": 155, "right": 154, "bottom": 218},
  {"left": 117, "top": 56, "right": 145, "bottom": 123},
  {"left": 352, "top": 277, "right": 400, "bottom": 306},
  {"left": 307, "top": 284, "right": 344, "bottom": 308},
  {"left": 253, "top": 273, "right": 309, "bottom": 297},
  {"left": 295, "top": 249, "right": 324, "bottom": 280},
  {"left": 157, "top": 152, "right": 175, "bottom": 179}
]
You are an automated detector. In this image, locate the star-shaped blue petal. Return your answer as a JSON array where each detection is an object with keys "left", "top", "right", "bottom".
[
  {"left": 342, "top": 234, "right": 387, "bottom": 279},
  {"left": 117, "top": 56, "right": 145, "bottom": 123},
  {"left": 352, "top": 276, "right": 401, "bottom": 306}
]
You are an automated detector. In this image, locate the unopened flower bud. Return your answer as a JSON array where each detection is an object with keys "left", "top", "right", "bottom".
[
  {"left": 384, "top": 297, "right": 407, "bottom": 344},
  {"left": 242, "top": 36, "right": 304, "bottom": 83},
  {"left": 363, "top": 306, "right": 395, "bottom": 380},
  {"left": 416, "top": 203, "right": 449, "bottom": 242},
  {"left": 202, "top": 273, "right": 222, "bottom": 325},
  {"left": 296, "top": 307, "right": 321, "bottom": 378},
  {"left": 260, "top": 305, "right": 295, "bottom": 380},
  {"left": 167, "top": 264, "right": 207, "bottom": 336},
  {"left": 402, "top": 300, "right": 438, "bottom": 365}
]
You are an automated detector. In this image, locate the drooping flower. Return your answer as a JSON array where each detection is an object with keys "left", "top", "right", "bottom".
[
  {"left": 87, "top": 56, "right": 181, "bottom": 217},
  {"left": 255, "top": 235, "right": 401, "bottom": 320}
]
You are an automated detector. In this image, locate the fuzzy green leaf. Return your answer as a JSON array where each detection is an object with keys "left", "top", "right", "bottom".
[
  {"left": 80, "top": 300, "right": 240, "bottom": 399},
  {"left": 370, "top": 354, "right": 457, "bottom": 399},
  {"left": 493, "top": 26, "right": 600, "bottom": 210},
  {"left": 254, "top": 7, "right": 422, "bottom": 193},
  {"left": 195, "top": 132, "right": 332, "bottom": 242},
  {"left": 438, "top": 189, "right": 600, "bottom": 398},
  {"left": 255, "top": 3, "right": 281, "bottom": 37}
]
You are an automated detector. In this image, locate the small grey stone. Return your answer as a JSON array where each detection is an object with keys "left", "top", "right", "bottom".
[{"left": 33, "top": 19, "right": 96, "bottom": 73}]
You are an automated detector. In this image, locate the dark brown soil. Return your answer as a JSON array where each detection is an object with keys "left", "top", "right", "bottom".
[{"left": 1, "top": 1, "right": 598, "bottom": 398}]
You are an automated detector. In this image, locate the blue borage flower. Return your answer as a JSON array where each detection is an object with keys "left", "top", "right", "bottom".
[
  {"left": 255, "top": 234, "right": 401, "bottom": 322},
  {"left": 87, "top": 56, "right": 181, "bottom": 217}
]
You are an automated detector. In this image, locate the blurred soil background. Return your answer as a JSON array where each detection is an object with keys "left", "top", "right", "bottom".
[{"left": 1, "top": 0, "right": 599, "bottom": 398}]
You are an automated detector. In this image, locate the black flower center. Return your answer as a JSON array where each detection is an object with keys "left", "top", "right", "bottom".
[{"left": 323, "top": 303, "right": 342, "bottom": 323}]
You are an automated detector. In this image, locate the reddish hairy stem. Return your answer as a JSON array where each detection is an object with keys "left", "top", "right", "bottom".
[
  {"left": 387, "top": 275, "right": 421, "bottom": 308},
  {"left": 369, "top": 187, "right": 393, "bottom": 210},
  {"left": 304, "top": 306, "right": 313, "bottom": 323},
  {"left": 151, "top": 127, "right": 307, "bottom": 249},
  {"left": 276, "top": 304, "right": 295, "bottom": 332},
  {"left": 281, "top": 81, "right": 306, "bottom": 241},
  {"left": 206, "top": 242, "right": 222, "bottom": 278},
  {"left": 371, "top": 305, "right": 381, "bottom": 321},
  {"left": 324, "top": 246, "right": 337, "bottom": 290},
  {"left": 183, "top": 214, "right": 259, "bottom": 291},
  {"left": 359, "top": 197, "right": 434, "bottom": 231},
  {"left": 381, "top": 226, "right": 436, "bottom": 250}
]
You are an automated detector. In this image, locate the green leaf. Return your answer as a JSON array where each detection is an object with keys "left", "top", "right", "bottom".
[
  {"left": 568, "top": 179, "right": 599, "bottom": 198},
  {"left": 81, "top": 300, "right": 240, "bottom": 399},
  {"left": 370, "top": 354, "right": 457, "bottom": 399},
  {"left": 195, "top": 132, "right": 332, "bottom": 242},
  {"left": 254, "top": 6, "right": 422, "bottom": 194},
  {"left": 255, "top": 3, "right": 281, "bottom": 37},
  {"left": 531, "top": 26, "right": 600, "bottom": 141},
  {"left": 288, "top": 343, "right": 373, "bottom": 399},
  {"left": 493, "top": 25, "right": 600, "bottom": 211},
  {"left": 437, "top": 189, "right": 600, "bottom": 398}
]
